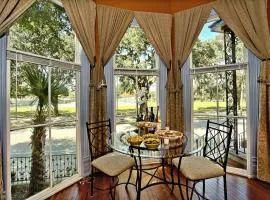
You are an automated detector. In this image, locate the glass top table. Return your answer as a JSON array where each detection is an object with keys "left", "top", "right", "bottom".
[
  {"left": 111, "top": 130, "right": 187, "bottom": 159},
  {"left": 110, "top": 130, "right": 203, "bottom": 200}
]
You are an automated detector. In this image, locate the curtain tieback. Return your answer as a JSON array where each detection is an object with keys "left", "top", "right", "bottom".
[
  {"left": 262, "top": 58, "right": 270, "bottom": 61},
  {"left": 168, "top": 88, "right": 182, "bottom": 93},
  {"left": 89, "top": 83, "right": 95, "bottom": 87},
  {"left": 97, "top": 80, "right": 107, "bottom": 89},
  {"left": 258, "top": 77, "right": 270, "bottom": 86}
]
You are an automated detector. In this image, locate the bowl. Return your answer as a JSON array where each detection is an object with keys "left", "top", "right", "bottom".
[
  {"left": 144, "top": 138, "right": 160, "bottom": 149},
  {"left": 127, "top": 135, "right": 143, "bottom": 146}
]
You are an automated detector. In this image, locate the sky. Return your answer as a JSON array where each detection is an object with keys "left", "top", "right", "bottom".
[{"left": 199, "top": 22, "right": 218, "bottom": 41}]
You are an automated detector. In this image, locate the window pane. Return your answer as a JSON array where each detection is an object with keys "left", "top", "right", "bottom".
[
  {"left": 115, "top": 75, "right": 158, "bottom": 132},
  {"left": 236, "top": 69, "right": 247, "bottom": 116},
  {"left": 11, "top": 127, "right": 50, "bottom": 199},
  {"left": 50, "top": 122, "right": 77, "bottom": 186},
  {"left": 10, "top": 64, "right": 49, "bottom": 129},
  {"left": 50, "top": 67, "right": 77, "bottom": 123},
  {"left": 115, "top": 75, "right": 137, "bottom": 132},
  {"left": 193, "top": 72, "right": 217, "bottom": 116},
  {"left": 192, "top": 70, "right": 247, "bottom": 170},
  {"left": 216, "top": 72, "right": 227, "bottom": 116}
]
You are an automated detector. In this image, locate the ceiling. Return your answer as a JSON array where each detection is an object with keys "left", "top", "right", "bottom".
[{"left": 95, "top": 0, "right": 215, "bottom": 13}]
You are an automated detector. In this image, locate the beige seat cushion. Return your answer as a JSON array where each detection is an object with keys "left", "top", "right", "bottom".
[
  {"left": 172, "top": 156, "right": 225, "bottom": 181},
  {"left": 92, "top": 152, "right": 135, "bottom": 177}
]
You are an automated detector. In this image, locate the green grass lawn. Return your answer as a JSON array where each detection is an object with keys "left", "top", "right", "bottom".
[
  {"left": 10, "top": 103, "right": 76, "bottom": 117},
  {"left": 10, "top": 100, "right": 246, "bottom": 117}
]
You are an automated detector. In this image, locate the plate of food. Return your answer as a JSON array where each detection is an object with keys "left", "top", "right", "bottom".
[
  {"left": 127, "top": 135, "right": 143, "bottom": 146},
  {"left": 156, "top": 130, "right": 183, "bottom": 139},
  {"left": 144, "top": 138, "right": 160, "bottom": 149}
]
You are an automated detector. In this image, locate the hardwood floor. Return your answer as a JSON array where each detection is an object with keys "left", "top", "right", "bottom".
[{"left": 50, "top": 166, "right": 270, "bottom": 200}]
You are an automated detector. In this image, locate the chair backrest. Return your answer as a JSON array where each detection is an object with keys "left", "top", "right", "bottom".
[
  {"left": 203, "top": 120, "right": 233, "bottom": 170},
  {"left": 86, "top": 119, "right": 112, "bottom": 160}
]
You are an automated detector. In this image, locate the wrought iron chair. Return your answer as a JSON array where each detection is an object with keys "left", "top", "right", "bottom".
[
  {"left": 86, "top": 119, "right": 135, "bottom": 199},
  {"left": 172, "top": 120, "right": 233, "bottom": 200}
]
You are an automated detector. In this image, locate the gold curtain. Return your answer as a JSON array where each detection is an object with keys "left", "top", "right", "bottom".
[
  {"left": 167, "top": 4, "right": 211, "bottom": 131},
  {"left": 134, "top": 11, "right": 172, "bottom": 67},
  {"left": 91, "top": 5, "right": 133, "bottom": 153},
  {"left": 62, "top": 0, "right": 96, "bottom": 65},
  {"left": 0, "top": 0, "right": 35, "bottom": 36},
  {"left": 215, "top": 0, "right": 270, "bottom": 183}
]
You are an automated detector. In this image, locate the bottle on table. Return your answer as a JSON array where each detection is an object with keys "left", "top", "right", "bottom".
[
  {"left": 155, "top": 106, "right": 159, "bottom": 122},
  {"left": 150, "top": 107, "right": 155, "bottom": 122},
  {"left": 144, "top": 107, "right": 149, "bottom": 121}
]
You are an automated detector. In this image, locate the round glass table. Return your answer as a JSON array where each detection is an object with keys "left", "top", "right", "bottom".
[
  {"left": 111, "top": 130, "right": 202, "bottom": 200},
  {"left": 112, "top": 130, "right": 186, "bottom": 158}
]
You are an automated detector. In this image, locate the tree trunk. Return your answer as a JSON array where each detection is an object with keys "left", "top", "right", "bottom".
[
  {"left": 53, "top": 97, "right": 59, "bottom": 116},
  {"left": 29, "top": 114, "right": 47, "bottom": 196}
]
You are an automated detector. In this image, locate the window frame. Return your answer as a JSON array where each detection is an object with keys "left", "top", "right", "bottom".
[{"left": 6, "top": 49, "right": 82, "bottom": 200}]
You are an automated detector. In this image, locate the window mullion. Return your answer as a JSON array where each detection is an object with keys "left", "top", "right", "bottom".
[{"left": 48, "top": 66, "right": 53, "bottom": 187}]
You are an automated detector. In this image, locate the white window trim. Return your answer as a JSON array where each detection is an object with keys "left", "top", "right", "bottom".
[
  {"left": 182, "top": 55, "right": 192, "bottom": 151},
  {"left": 0, "top": 35, "right": 11, "bottom": 199},
  {"left": 246, "top": 50, "right": 260, "bottom": 178},
  {"left": 112, "top": 54, "right": 161, "bottom": 131},
  {"left": 190, "top": 59, "right": 251, "bottom": 176},
  {"left": 4, "top": 47, "right": 83, "bottom": 200}
]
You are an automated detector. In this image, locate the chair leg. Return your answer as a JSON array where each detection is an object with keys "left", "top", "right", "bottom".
[
  {"left": 125, "top": 168, "right": 133, "bottom": 189},
  {"left": 162, "top": 158, "right": 167, "bottom": 182},
  {"left": 109, "top": 177, "right": 115, "bottom": 200},
  {"left": 90, "top": 172, "right": 94, "bottom": 196},
  {"left": 135, "top": 164, "right": 142, "bottom": 200},
  {"left": 203, "top": 179, "right": 205, "bottom": 197},
  {"left": 109, "top": 187, "right": 114, "bottom": 200},
  {"left": 223, "top": 175, "right": 227, "bottom": 200},
  {"left": 137, "top": 172, "right": 141, "bottom": 200},
  {"left": 171, "top": 165, "right": 174, "bottom": 193},
  {"left": 190, "top": 181, "right": 196, "bottom": 200},
  {"left": 177, "top": 168, "right": 184, "bottom": 199},
  {"left": 186, "top": 179, "right": 189, "bottom": 200}
]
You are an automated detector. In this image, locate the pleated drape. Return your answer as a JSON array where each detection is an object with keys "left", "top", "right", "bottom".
[
  {"left": 168, "top": 4, "right": 212, "bottom": 131},
  {"left": 91, "top": 5, "right": 133, "bottom": 154},
  {"left": 134, "top": 11, "right": 172, "bottom": 68},
  {"left": 0, "top": 0, "right": 35, "bottom": 36},
  {"left": 62, "top": 0, "right": 96, "bottom": 65},
  {"left": 214, "top": 0, "right": 270, "bottom": 183}
]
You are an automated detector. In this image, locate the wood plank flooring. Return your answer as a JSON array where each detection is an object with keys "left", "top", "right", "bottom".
[{"left": 50, "top": 166, "right": 270, "bottom": 200}]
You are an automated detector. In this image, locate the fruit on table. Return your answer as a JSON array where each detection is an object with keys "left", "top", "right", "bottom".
[{"left": 127, "top": 135, "right": 143, "bottom": 145}]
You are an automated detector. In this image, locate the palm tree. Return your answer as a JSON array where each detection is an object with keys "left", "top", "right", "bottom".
[{"left": 22, "top": 65, "right": 69, "bottom": 195}]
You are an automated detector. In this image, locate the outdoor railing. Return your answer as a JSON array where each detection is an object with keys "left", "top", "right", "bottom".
[
  {"left": 193, "top": 116, "right": 247, "bottom": 156},
  {"left": 11, "top": 154, "right": 77, "bottom": 184}
]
